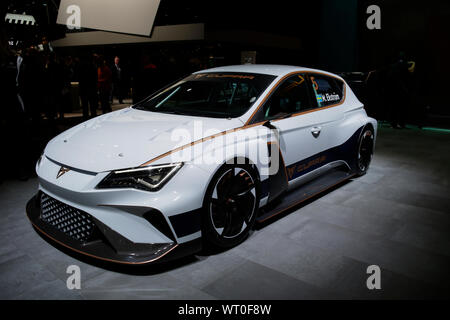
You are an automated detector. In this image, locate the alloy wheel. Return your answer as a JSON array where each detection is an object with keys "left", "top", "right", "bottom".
[{"left": 209, "top": 167, "right": 257, "bottom": 239}]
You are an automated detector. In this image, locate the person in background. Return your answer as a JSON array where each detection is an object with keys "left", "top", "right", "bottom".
[
  {"left": 97, "top": 55, "right": 112, "bottom": 114},
  {"left": 42, "top": 52, "right": 64, "bottom": 123},
  {"left": 111, "top": 56, "right": 124, "bottom": 104},
  {"left": 132, "top": 54, "right": 160, "bottom": 104},
  {"left": 78, "top": 53, "right": 98, "bottom": 119},
  {"left": 0, "top": 32, "right": 30, "bottom": 181},
  {"left": 385, "top": 51, "right": 409, "bottom": 129},
  {"left": 21, "top": 47, "right": 44, "bottom": 125},
  {"left": 160, "top": 55, "right": 183, "bottom": 85},
  {"left": 61, "top": 55, "right": 75, "bottom": 116},
  {"left": 406, "top": 60, "right": 426, "bottom": 128}
]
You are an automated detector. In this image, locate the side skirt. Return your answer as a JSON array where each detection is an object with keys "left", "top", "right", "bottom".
[{"left": 256, "top": 167, "right": 354, "bottom": 223}]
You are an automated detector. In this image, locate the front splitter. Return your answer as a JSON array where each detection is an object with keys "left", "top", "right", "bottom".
[{"left": 26, "top": 194, "right": 201, "bottom": 265}]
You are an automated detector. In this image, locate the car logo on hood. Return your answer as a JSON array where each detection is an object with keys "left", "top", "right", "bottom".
[{"left": 56, "top": 166, "right": 70, "bottom": 179}]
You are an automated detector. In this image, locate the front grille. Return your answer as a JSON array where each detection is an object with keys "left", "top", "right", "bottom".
[{"left": 40, "top": 192, "right": 97, "bottom": 243}]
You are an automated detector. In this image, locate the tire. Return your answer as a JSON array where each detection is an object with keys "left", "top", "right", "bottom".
[
  {"left": 356, "top": 126, "right": 375, "bottom": 176},
  {"left": 202, "top": 163, "right": 260, "bottom": 248}
]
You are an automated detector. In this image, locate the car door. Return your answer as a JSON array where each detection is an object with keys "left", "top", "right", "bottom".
[
  {"left": 250, "top": 73, "right": 345, "bottom": 189},
  {"left": 303, "top": 73, "right": 347, "bottom": 168}
]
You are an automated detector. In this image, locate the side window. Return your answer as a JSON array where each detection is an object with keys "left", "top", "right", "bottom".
[
  {"left": 260, "top": 74, "right": 313, "bottom": 120},
  {"left": 309, "top": 75, "right": 344, "bottom": 108}
]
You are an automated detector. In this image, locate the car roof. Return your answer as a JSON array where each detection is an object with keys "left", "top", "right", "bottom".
[{"left": 194, "top": 64, "right": 343, "bottom": 79}]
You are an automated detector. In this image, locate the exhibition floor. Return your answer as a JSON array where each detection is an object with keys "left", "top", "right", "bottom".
[{"left": 1, "top": 126, "right": 449, "bottom": 299}]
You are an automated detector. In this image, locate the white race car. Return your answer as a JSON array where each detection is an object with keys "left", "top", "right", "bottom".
[{"left": 26, "top": 65, "right": 377, "bottom": 265}]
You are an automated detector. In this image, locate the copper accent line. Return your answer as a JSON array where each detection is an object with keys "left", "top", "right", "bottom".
[
  {"left": 140, "top": 125, "right": 247, "bottom": 167},
  {"left": 140, "top": 70, "right": 347, "bottom": 167}
]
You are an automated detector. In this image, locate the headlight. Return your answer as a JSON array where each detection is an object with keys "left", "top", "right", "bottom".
[{"left": 97, "top": 163, "right": 183, "bottom": 192}]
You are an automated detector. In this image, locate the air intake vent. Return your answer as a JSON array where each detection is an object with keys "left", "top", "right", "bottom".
[{"left": 40, "top": 192, "right": 98, "bottom": 243}]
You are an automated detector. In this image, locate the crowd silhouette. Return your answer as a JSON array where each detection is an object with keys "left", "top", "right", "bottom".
[
  {"left": 364, "top": 51, "right": 427, "bottom": 129},
  {"left": 0, "top": 32, "right": 208, "bottom": 182}
]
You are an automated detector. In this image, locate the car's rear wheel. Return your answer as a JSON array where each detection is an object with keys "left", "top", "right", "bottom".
[
  {"left": 202, "top": 163, "right": 259, "bottom": 248},
  {"left": 356, "top": 126, "right": 375, "bottom": 176}
]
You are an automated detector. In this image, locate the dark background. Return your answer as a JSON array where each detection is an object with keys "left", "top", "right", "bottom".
[
  {"left": 2, "top": 0, "right": 450, "bottom": 123},
  {"left": 3, "top": 1, "right": 449, "bottom": 69}
]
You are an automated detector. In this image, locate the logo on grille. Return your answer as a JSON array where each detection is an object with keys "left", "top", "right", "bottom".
[{"left": 57, "top": 166, "right": 70, "bottom": 179}]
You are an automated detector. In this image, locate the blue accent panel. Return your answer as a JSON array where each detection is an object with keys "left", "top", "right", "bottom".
[
  {"left": 285, "top": 126, "right": 363, "bottom": 181},
  {"left": 169, "top": 208, "right": 202, "bottom": 238},
  {"left": 260, "top": 179, "right": 269, "bottom": 198}
]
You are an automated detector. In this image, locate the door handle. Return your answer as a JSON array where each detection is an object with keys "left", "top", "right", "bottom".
[{"left": 311, "top": 126, "right": 321, "bottom": 138}]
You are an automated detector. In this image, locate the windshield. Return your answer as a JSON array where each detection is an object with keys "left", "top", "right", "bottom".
[{"left": 134, "top": 72, "right": 276, "bottom": 118}]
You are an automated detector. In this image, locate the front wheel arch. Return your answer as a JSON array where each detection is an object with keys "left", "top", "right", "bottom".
[
  {"left": 201, "top": 157, "right": 261, "bottom": 206},
  {"left": 201, "top": 159, "right": 261, "bottom": 248}
]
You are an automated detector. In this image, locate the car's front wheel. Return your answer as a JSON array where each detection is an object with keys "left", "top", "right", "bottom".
[{"left": 202, "top": 163, "right": 260, "bottom": 248}]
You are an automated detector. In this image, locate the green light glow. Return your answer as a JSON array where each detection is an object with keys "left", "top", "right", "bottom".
[{"left": 422, "top": 127, "right": 450, "bottom": 133}]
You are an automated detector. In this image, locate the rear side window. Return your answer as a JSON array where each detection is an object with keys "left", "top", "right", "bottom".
[{"left": 309, "top": 74, "right": 344, "bottom": 108}]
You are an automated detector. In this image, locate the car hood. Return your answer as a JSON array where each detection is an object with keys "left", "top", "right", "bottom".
[{"left": 44, "top": 108, "right": 243, "bottom": 173}]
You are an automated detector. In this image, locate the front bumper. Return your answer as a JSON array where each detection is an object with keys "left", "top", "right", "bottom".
[{"left": 26, "top": 192, "right": 200, "bottom": 265}]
